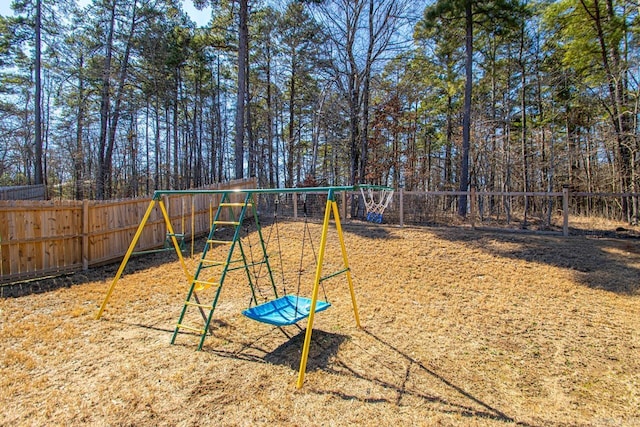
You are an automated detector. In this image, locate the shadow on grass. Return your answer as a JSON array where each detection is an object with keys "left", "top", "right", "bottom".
[
  {"left": 201, "top": 323, "right": 538, "bottom": 425},
  {"left": 429, "top": 227, "right": 640, "bottom": 294},
  {"left": 341, "top": 221, "right": 397, "bottom": 240},
  {"left": 316, "top": 329, "right": 538, "bottom": 426},
  {"left": 0, "top": 247, "right": 186, "bottom": 298},
  {"left": 204, "top": 327, "right": 348, "bottom": 373},
  {"left": 263, "top": 329, "right": 347, "bottom": 371},
  {"left": 123, "top": 317, "right": 540, "bottom": 425}
]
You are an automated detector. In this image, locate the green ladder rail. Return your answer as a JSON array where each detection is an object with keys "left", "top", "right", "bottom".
[{"left": 170, "top": 192, "right": 277, "bottom": 350}]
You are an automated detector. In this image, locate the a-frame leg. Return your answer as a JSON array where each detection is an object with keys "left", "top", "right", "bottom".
[
  {"left": 96, "top": 198, "right": 191, "bottom": 320},
  {"left": 158, "top": 199, "right": 193, "bottom": 282},
  {"left": 331, "top": 198, "right": 361, "bottom": 328},
  {"left": 295, "top": 195, "right": 361, "bottom": 389},
  {"left": 95, "top": 199, "right": 158, "bottom": 319}
]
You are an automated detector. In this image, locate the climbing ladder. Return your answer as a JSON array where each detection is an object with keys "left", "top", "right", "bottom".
[{"left": 170, "top": 191, "right": 275, "bottom": 350}]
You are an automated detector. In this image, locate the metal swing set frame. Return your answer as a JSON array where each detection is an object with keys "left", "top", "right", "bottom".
[{"left": 95, "top": 184, "right": 391, "bottom": 388}]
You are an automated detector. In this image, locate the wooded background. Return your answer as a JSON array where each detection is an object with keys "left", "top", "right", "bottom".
[{"left": 1, "top": 0, "right": 639, "bottom": 222}]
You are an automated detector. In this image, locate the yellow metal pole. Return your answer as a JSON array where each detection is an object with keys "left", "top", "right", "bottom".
[
  {"left": 158, "top": 200, "right": 192, "bottom": 283},
  {"left": 296, "top": 197, "right": 333, "bottom": 389},
  {"left": 191, "top": 196, "right": 195, "bottom": 258},
  {"left": 181, "top": 197, "right": 185, "bottom": 235},
  {"left": 331, "top": 200, "right": 361, "bottom": 328},
  {"left": 210, "top": 197, "right": 214, "bottom": 229},
  {"left": 95, "top": 199, "right": 157, "bottom": 319}
]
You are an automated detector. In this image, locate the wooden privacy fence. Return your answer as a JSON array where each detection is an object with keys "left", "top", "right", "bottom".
[
  {"left": 2, "top": 182, "right": 635, "bottom": 285},
  {"left": 0, "top": 179, "right": 255, "bottom": 285}
]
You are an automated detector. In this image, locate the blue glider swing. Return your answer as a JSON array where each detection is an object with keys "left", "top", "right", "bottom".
[
  {"left": 241, "top": 193, "right": 332, "bottom": 327},
  {"left": 243, "top": 295, "right": 331, "bottom": 327}
]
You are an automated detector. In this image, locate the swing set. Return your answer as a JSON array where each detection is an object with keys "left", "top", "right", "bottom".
[{"left": 95, "top": 185, "right": 391, "bottom": 388}]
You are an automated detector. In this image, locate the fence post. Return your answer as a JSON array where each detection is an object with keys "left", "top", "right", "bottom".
[
  {"left": 470, "top": 187, "right": 476, "bottom": 228},
  {"left": 293, "top": 192, "right": 298, "bottom": 220},
  {"left": 563, "top": 185, "right": 569, "bottom": 237},
  {"left": 341, "top": 191, "right": 347, "bottom": 220},
  {"left": 82, "top": 199, "right": 89, "bottom": 270},
  {"left": 399, "top": 187, "right": 404, "bottom": 227}
]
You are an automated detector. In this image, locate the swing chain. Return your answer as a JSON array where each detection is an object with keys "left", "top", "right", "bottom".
[{"left": 297, "top": 194, "right": 329, "bottom": 307}]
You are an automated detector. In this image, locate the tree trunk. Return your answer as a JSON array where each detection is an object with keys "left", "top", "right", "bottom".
[
  {"left": 286, "top": 56, "right": 296, "bottom": 187},
  {"left": 358, "top": 0, "right": 375, "bottom": 186},
  {"left": 235, "top": 0, "right": 248, "bottom": 180},
  {"left": 310, "top": 87, "right": 327, "bottom": 180},
  {"left": 74, "top": 52, "right": 85, "bottom": 200},
  {"left": 145, "top": 100, "right": 150, "bottom": 194},
  {"left": 520, "top": 25, "right": 529, "bottom": 227},
  {"left": 96, "top": 0, "right": 116, "bottom": 199},
  {"left": 246, "top": 57, "right": 256, "bottom": 179},
  {"left": 173, "top": 71, "right": 180, "bottom": 188},
  {"left": 445, "top": 93, "right": 453, "bottom": 189},
  {"left": 458, "top": 0, "right": 472, "bottom": 217},
  {"left": 212, "top": 55, "right": 223, "bottom": 183},
  {"left": 105, "top": 0, "right": 137, "bottom": 198},
  {"left": 154, "top": 97, "right": 160, "bottom": 191},
  {"left": 585, "top": 0, "right": 633, "bottom": 220},
  {"left": 266, "top": 44, "right": 275, "bottom": 187},
  {"left": 34, "top": 0, "right": 43, "bottom": 186},
  {"left": 349, "top": 71, "right": 360, "bottom": 187}
]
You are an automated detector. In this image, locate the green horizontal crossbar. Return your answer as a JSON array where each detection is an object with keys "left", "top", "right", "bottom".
[
  {"left": 320, "top": 268, "right": 350, "bottom": 282},
  {"left": 131, "top": 247, "right": 175, "bottom": 256},
  {"left": 226, "top": 260, "right": 267, "bottom": 272},
  {"left": 152, "top": 185, "right": 392, "bottom": 200}
]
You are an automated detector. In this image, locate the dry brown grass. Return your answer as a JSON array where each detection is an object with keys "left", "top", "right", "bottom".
[{"left": 1, "top": 222, "right": 639, "bottom": 426}]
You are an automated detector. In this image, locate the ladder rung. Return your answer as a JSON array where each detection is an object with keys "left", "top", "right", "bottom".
[
  {"left": 207, "top": 239, "right": 233, "bottom": 245},
  {"left": 214, "top": 221, "right": 241, "bottom": 226},
  {"left": 166, "top": 233, "right": 184, "bottom": 238},
  {"left": 227, "top": 260, "right": 267, "bottom": 271},
  {"left": 200, "top": 258, "right": 244, "bottom": 266},
  {"left": 220, "top": 203, "right": 252, "bottom": 207},
  {"left": 186, "top": 301, "right": 213, "bottom": 310},
  {"left": 200, "top": 259, "right": 226, "bottom": 267},
  {"left": 193, "top": 279, "right": 220, "bottom": 286},
  {"left": 193, "top": 280, "right": 220, "bottom": 291},
  {"left": 176, "top": 323, "right": 205, "bottom": 334}
]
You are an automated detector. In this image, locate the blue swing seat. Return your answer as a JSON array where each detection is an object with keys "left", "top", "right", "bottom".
[{"left": 242, "top": 295, "right": 331, "bottom": 327}]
